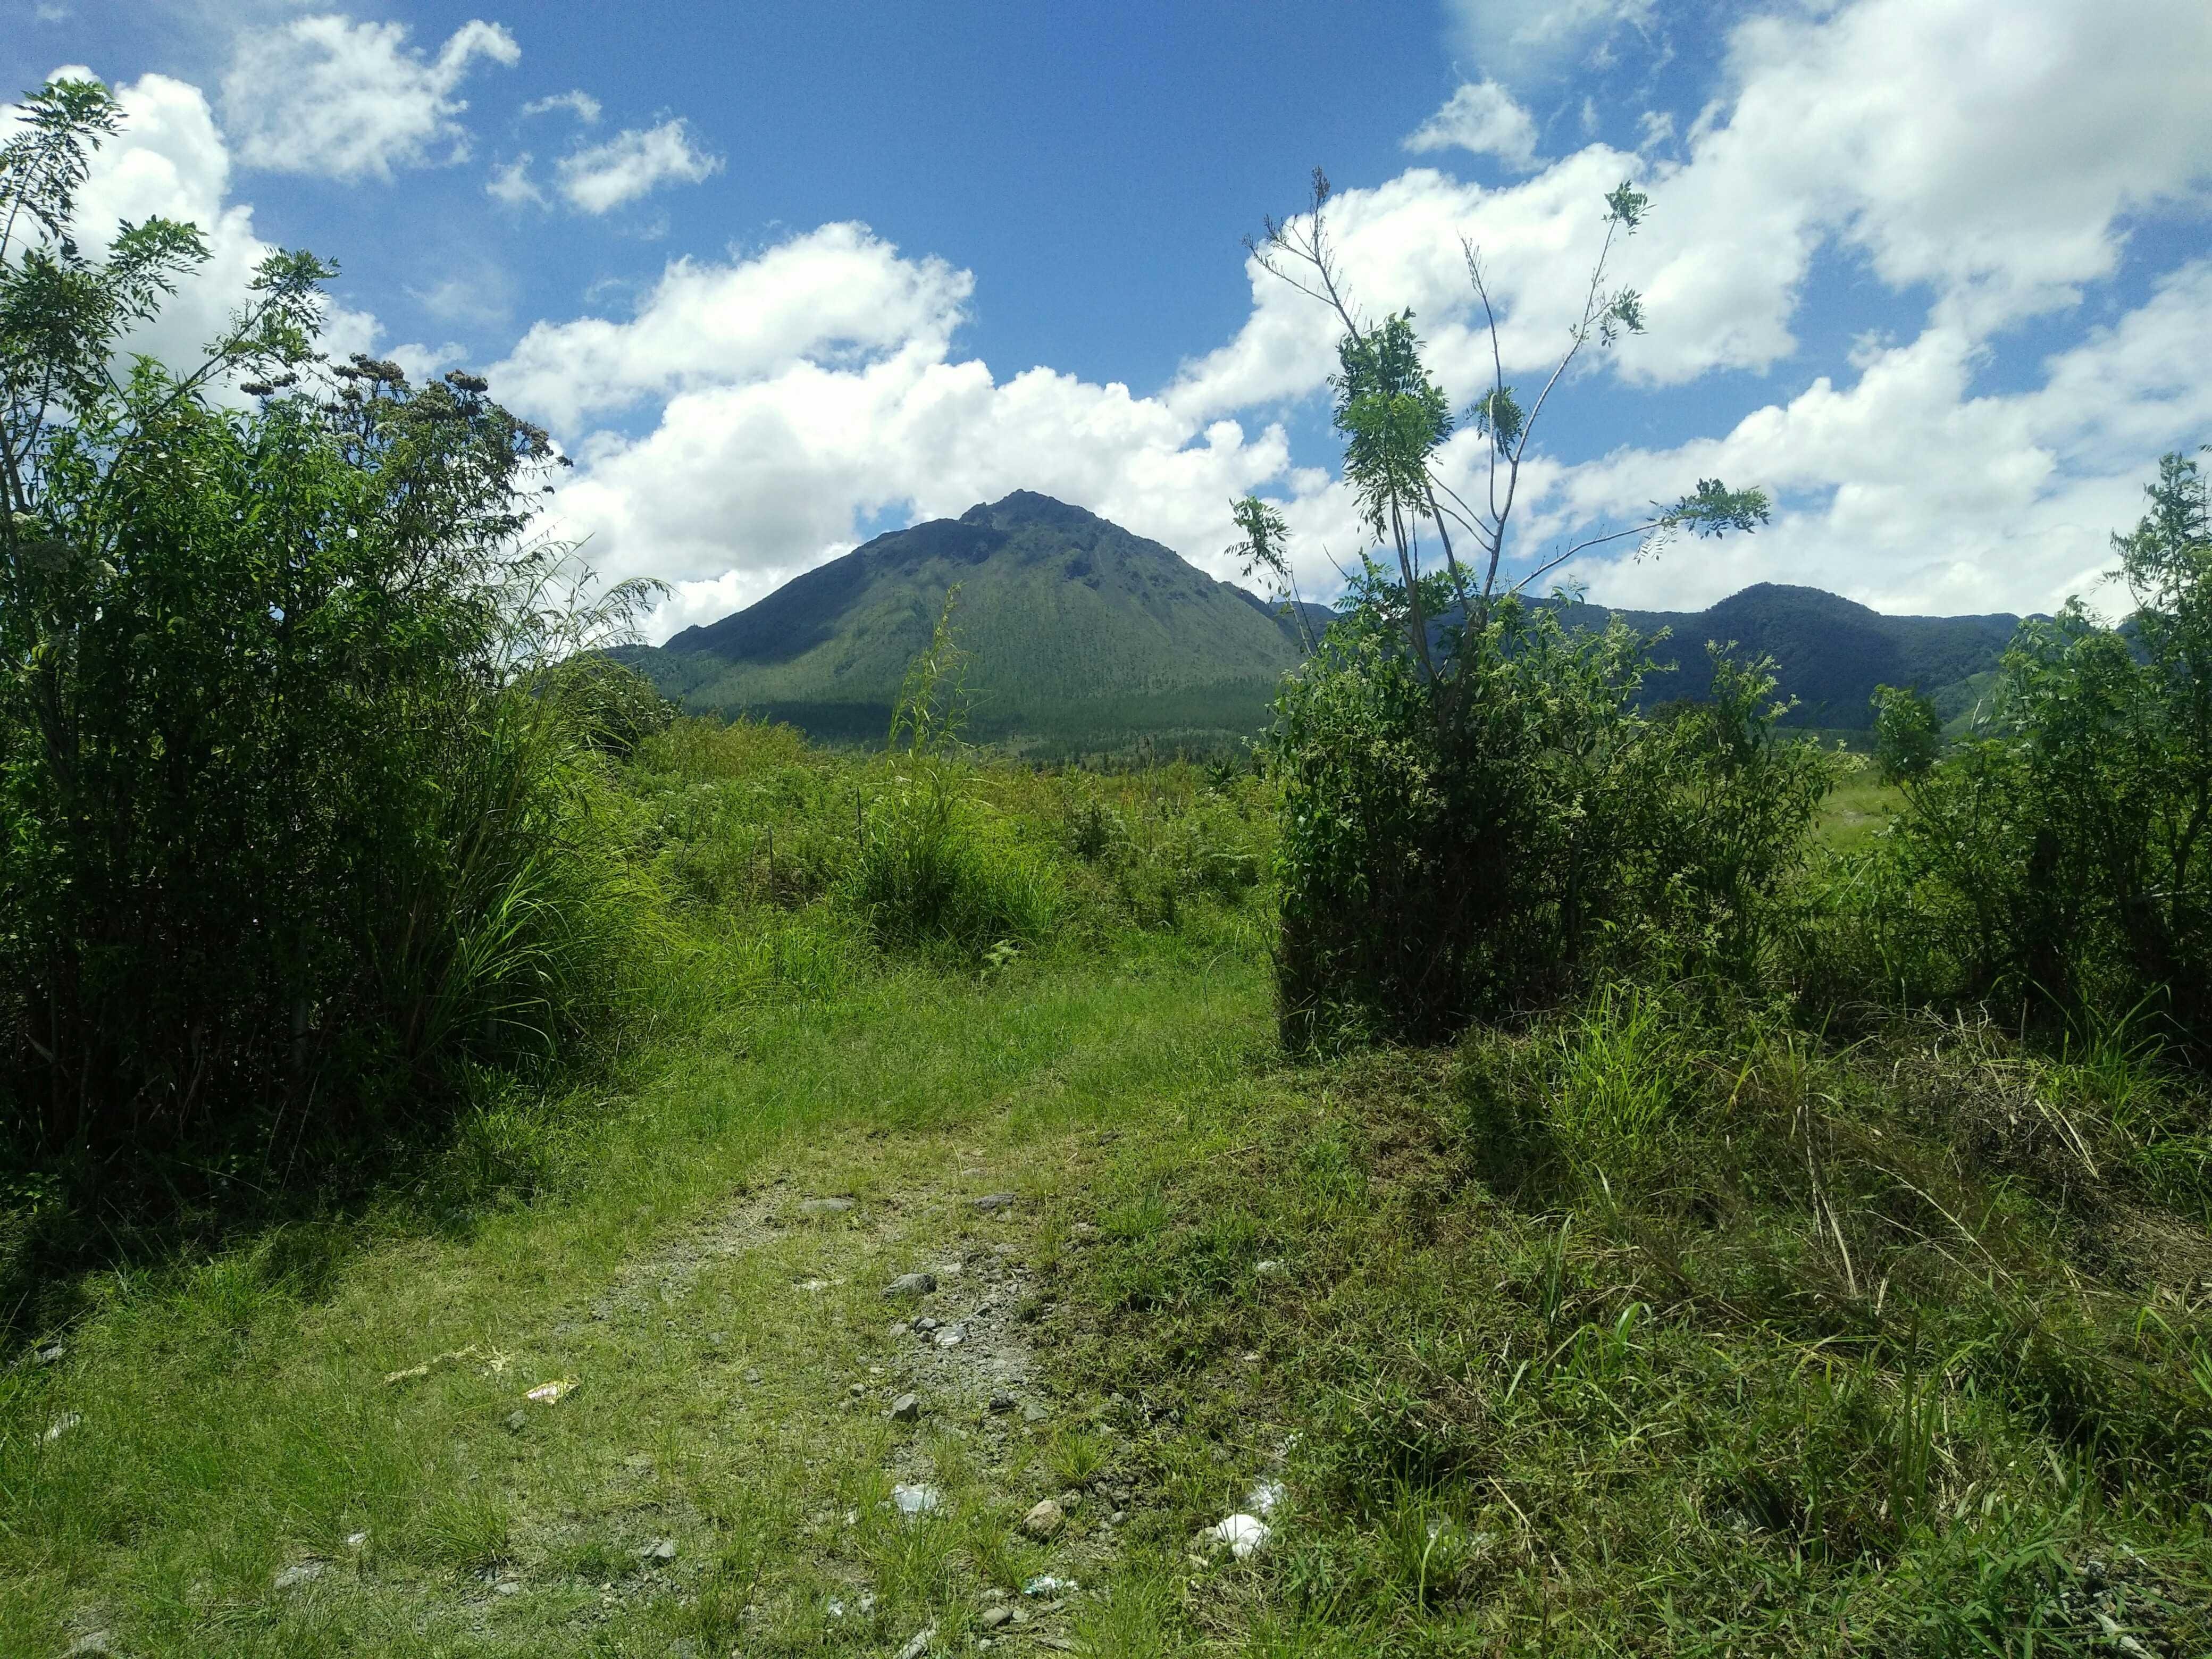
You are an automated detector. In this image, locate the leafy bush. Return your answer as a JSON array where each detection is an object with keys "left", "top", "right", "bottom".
[
  {"left": 1272, "top": 591, "right": 1828, "bottom": 1046},
  {"left": 0, "top": 80, "right": 657, "bottom": 1188},
  {"left": 838, "top": 591, "right": 1063, "bottom": 955},
  {"left": 1803, "top": 448, "right": 2212, "bottom": 1049},
  {"left": 1247, "top": 175, "right": 1797, "bottom": 1048}
]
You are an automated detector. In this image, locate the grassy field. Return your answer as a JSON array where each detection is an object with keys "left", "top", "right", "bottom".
[
  {"left": 1813, "top": 775, "right": 1905, "bottom": 854},
  {"left": 6, "top": 731, "right": 2211, "bottom": 1656}
]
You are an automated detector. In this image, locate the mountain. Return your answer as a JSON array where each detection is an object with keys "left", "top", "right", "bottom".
[
  {"left": 615, "top": 491, "right": 1312, "bottom": 753},
  {"left": 1554, "top": 584, "right": 2022, "bottom": 728},
  {"left": 617, "top": 491, "right": 2029, "bottom": 749}
]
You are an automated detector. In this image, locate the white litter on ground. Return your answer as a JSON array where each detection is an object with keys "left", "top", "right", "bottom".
[{"left": 1207, "top": 1513, "right": 1271, "bottom": 1559}]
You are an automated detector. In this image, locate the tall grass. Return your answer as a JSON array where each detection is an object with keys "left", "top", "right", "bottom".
[{"left": 848, "top": 765, "right": 1061, "bottom": 956}]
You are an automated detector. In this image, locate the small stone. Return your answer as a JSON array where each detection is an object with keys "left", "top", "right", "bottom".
[
  {"left": 974, "top": 1193, "right": 1016, "bottom": 1212},
  {"left": 889, "top": 1392, "right": 921, "bottom": 1423},
  {"left": 1020, "top": 1498, "right": 1065, "bottom": 1539},
  {"left": 1110, "top": 1510, "right": 1127, "bottom": 1526},
  {"left": 799, "top": 1197, "right": 856, "bottom": 1215},
  {"left": 988, "top": 1392, "right": 1015, "bottom": 1414},
  {"left": 893, "top": 1629, "right": 937, "bottom": 1659},
  {"left": 884, "top": 1272, "right": 937, "bottom": 1298},
  {"left": 849, "top": 1382, "right": 866, "bottom": 1398},
  {"left": 639, "top": 1538, "right": 678, "bottom": 1562},
  {"left": 506, "top": 1409, "right": 527, "bottom": 1432},
  {"left": 858, "top": 1591, "right": 877, "bottom": 1615},
  {"left": 273, "top": 1560, "right": 324, "bottom": 1591},
  {"left": 1021, "top": 1402, "right": 1050, "bottom": 1423},
  {"left": 890, "top": 1320, "right": 911, "bottom": 1337},
  {"left": 982, "top": 1588, "right": 1008, "bottom": 1603},
  {"left": 1254, "top": 1259, "right": 1285, "bottom": 1277},
  {"left": 493, "top": 1579, "right": 520, "bottom": 1597},
  {"left": 933, "top": 1325, "right": 965, "bottom": 1349},
  {"left": 345, "top": 1530, "right": 370, "bottom": 1548},
  {"left": 980, "top": 1605, "right": 1015, "bottom": 1629}
]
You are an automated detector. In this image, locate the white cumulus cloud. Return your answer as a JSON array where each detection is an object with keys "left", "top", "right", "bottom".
[
  {"left": 556, "top": 118, "right": 722, "bottom": 214},
  {"left": 488, "top": 228, "right": 1305, "bottom": 632},
  {"left": 520, "top": 89, "right": 600, "bottom": 123},
  {"left": 222, "top": 14, "right": 519, "bottom": 181},
  {"left": 1404, "top": 80, "right": 1539, "bottom": 168}
]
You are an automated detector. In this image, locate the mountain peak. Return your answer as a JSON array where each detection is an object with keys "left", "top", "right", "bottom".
[
  {"left": 633, "top": 493, "right": 1306, "bottom": 752},
  {"left": 961, "top": 490, "right": 1097, "bottom": 530}
]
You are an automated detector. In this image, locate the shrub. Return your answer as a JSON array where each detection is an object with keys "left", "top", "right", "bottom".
[
  {"left": 0, "top": 81, "right": 658, "bottom": 1188},
  {"left": 1804, "top": 448, "right": 2212, "bottom": 1049},
  {"left": 1245, "top": 173, "right": 1788, "bottom": 1049},
  {"left": 1272, "top": 592, "right": 1827, "bottom": 1046}
]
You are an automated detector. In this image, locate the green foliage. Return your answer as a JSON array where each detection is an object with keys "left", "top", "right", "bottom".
[
  {"left": 1330, "top": 311, "right": 1453, "bottom": 551},
  {"left": 886, "top": 585, "right": 971, "bottom": 757},
  {"left": 848, "top": 776, "right": 1060, "bottom": 957},
  {"left": 1872, "top": 681, "right": 1941, "bottom": 781},
  {"left": 1804, "top": 448, "right": 2212, "bottom": 1048},
  {"left": 1256, "top": 177, "right": 1802, "bottom": 1049},
  {"left": 1272, "top": 594, "right": 1828, "bottom": 1046},
  {"left": 0, "top": 82, "right": 658, "bottom": 1192}
]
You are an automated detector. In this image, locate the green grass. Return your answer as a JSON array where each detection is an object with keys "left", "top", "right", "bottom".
[
  {"left": 1814, "top": 775, "right": 1905, "bottom": 853},
  {"left": 10, "top": 725, "right": 2212, "bottom": 1656},
  {"left": 1037, "top": 995, "right": 2212, "bottom": 1654},
  {"left": 0, "top": 929, "right": 1274, "bottom": 1656}
]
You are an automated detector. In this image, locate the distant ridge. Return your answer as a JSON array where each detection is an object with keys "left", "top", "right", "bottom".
[
  {"left": 1554, "top": 584, "right": 2022, "bottom": 728},
  {"left": 615, "top": 492, "right": 2027, "bottom": 749}
]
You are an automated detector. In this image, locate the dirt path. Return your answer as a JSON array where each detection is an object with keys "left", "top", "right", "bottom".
[{"left": 296, "top": 1133, "right": 1143, "bottom": 1657}]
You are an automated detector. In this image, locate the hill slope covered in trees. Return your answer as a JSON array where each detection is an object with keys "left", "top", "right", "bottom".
[
  {"left": 1566, "top": 583, "right": 2023, "bottom": 727},
  {"left": 616, "top": 492, "right": 1314, "bottom": 753},
  {"left": 622, "top": 497, "right": 2023, "bottom": 748}
]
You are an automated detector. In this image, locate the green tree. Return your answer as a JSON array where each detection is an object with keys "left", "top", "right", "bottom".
[
  {"left": 1249, "top": 171, "right": 1769, "bottom": 678},
  {"left": 1854, "top": 447, "right": 2212, "bottom": 1045},
  {"left": 1872, "top": 683, "right": 1941, "bottom": 782},
  {"left": 1253, "top": 172, "right": 1816, "bottom": 1044},
  {"left": 1225, "top": 492, "right": 1319, "bottom": 653},
  {"left": 0, "top": 78, "right": 657, "bottom": 1186}
]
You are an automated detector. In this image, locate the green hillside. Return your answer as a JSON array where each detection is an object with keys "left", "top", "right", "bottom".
[
  {"left": 622, "top": 493, "right": 2027, "bottom": 748},
  {"left": 617, "top": 491, "right": 1311, "bottom": 753},
  {"left": 1562, "top": 583, "right": 2022, "bottom": 728}
]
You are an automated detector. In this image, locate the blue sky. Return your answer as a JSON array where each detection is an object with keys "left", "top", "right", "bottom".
[{"left": 12, "top": 0, "right": 2212, "bottom": 635}]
